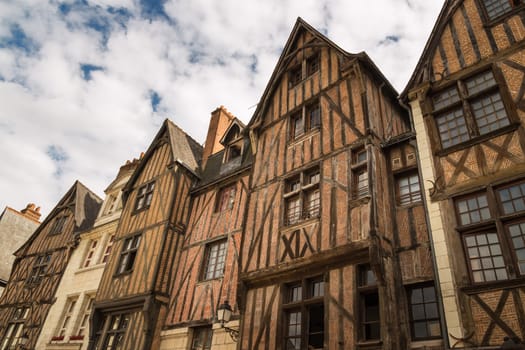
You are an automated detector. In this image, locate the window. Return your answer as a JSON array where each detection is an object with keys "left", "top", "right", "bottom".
[
  {"left": 481, "top": 0, "right": 523, "bottom": 21},
  {"left": 290, "top": 101, "right": 321, "bottom": 139},
  {"left": 75, "top": 296, "right": 94, "bottom": 339},
  {"left": 82, "top": 240, "right": 98, "bottom": 268},
  {"left": 0, "top": 307, "right": 29, "bottom": 350},
  {"left": 397, "top": 172, "right": 422, "bottom": 205},
  {"left": 455, "top": 180, "right": 525, "bottom": 283},
  {"left": 288, "top": 52, "right": 320, "bottom": 88},
  {"left": 134, "top": 182, "right": 155, "bottom": 211},
  {"left": 289, "top": 65, "right": 303, "bottom": 88},
  {"left": 104, "top": 194, "right": 119, "bottom": 215},
  {"left": 225, "top": 145, "right": 241, "bottom": 162},
  {"left": 282, "top": 277, "right": 325, "bottom": 349},
  {"left": 432, "top": 69, "right": 511, "bottom": 149},
  {"left": 28, "top": 253, "right": 51, "bottom": 285},
  {"left": 98, "top": 313, "right": 130, "bottom": 350},
  {"left": 102, "top": 235, "right": 115, "bottom": 264},
  {"left": 408, "top": 284, "right": 441, "bottom": 340},
  {"left": 56, "top": 297, "right": 78, "bottom": 339},
  {"left": 284, "top": 167, "right": 320, "bottom": 225},
  {"left": 115, "top": 235, "right": 141, "bottom": 275},
  {"left": 352, "top": 148, "right": 369, "bottom": 199},
  {"left": 191, "top": 327, "right": 212, "bottom": 350},
  {"left": 215, "top": 184, "right": 236, "bottom": 212},
  {"left": 49, "top": 216, "right": 67, "bottom": 235},
  {"left": 202, "top": 240, "right": 227, "bottom": 280},
  {"left": 358, "top": 265, "right": 380, "bottom": 341},
  {"left": 306, "top": 54, "right": 320, "bottom": 77}
]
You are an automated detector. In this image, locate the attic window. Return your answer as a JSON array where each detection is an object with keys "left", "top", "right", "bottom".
[
  {"left": 289, "top": 65, "right": 303, "bottom": 88},
  {"left": 306, "top": 54, "right": 320, "bottom": 76},
  {"left": 481, "top": 0, "right": 523, "bottom": 21},
  {"left": 225, "top": 145, "right": 241, "bottom": 162}
]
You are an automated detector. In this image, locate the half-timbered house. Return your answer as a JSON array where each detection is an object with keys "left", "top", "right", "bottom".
[
  {"left": 403, "top": 0, "right": 525, "bottom": 348},
  {"left": 238, "top": 18, "right": 441, "bottom": 350},
  {"left": 160, "top": 107, "right": 251, "bottom": 350},
  {"left": 88, "top": 120, "right": 202, "bottom": 350},
  {"left": 35, "top": 159, "right": 137, "bottom": 350},
  {"left": 0, "top": 182, "right": 102, "bottom": 350}
]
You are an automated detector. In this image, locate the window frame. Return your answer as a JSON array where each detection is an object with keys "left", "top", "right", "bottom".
[
  {"left": 215, "top": 184, "right": 237, "bottom": 212},
  {"left": 479, "top": 0, "right": 524, "bottom": 23},
  {"left": 55, "top": 297, "right": 78, "bottom": 340},
  {"left": 0, "top": 307, "right": 29, "bottom": 350},
  {"left": 283, "top": 167, "right": 321, "bottom": 226},
  {"left": 96, "top": 312, "right": 130, "bottom": 350},
  {"left": 190, "top": 326, "right": 213, "bottom": 350},
  {"left": 455, "top": 180, "right": 525, "bottom": 285},
  {"left": 82, "top": 239, "right": 99, "bottom": 268},
  {"left": 407, "top": 283, "right": 442, "bottom": 341},
  {"left": 289, "top": 100, "right": 321, "bottom": 140},
  {"left": 49, "top": 215, "right": 67, "bottom": 236},
  {"left": 102, "top": 235, "right": 115, "bottom": 264},
  {"left": 396, "top": 171, "right": 422, "bottom": 206},
  {"left": 357, "top": 265, "right": 381, "bottom": 342},
  {"left": 281, "top": 276, "right": 325, "bottom": 350},
  {"left": 288, "top": 52, "right": 320, "bottom": 88},
  {"left": 27, "top": 253, "right": 52, "bottom": 285},
  {"left": 430, "top": 66, "right": 516, "bottom": 154},
  {"left": 133, "top": 181, "right": 155, "bottom": 212},
  {"left": 114, "top": 234, "right": 141, "bottom": 276},
  {"left": 74, "top": 295, "right": 94, "bottom": 340},
  {"left": 201, "top": 239, "right": 228, "bottom": 281},
  {"left": 351, "top": 147, "right": 369, "bottom": 199}
]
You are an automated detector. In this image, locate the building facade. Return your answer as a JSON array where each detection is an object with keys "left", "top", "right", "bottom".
[
  {"left": 35, "top": 160, "right": 137, "bottom": 350},
  {"left": 238, "top": 19, "right": 440, "bottom": 350},
  {"left": 0, "top": 182, "right": 101, "bottom": 350},
  {"left": 88, "top": 120, "right": 203, "bottom": 350},
  {"left": 404, "top": 0, "right": 525, "bottom": 348},
  {"left": 0, "top": 204, "right": 41, "bottom": 295}
]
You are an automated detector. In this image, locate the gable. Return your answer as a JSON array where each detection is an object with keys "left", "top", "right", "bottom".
[{"left": 403, "top": 0, "right": 525, "bottom": 97}]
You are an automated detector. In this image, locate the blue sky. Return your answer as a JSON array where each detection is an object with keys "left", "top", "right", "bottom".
[{"left": 0, "top": 0, "right": 443, "bottom": 217}]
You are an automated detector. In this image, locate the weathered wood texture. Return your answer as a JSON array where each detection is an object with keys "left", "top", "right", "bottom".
[{"left": 164, "top": 172, "right": 250, "bottom": 326}]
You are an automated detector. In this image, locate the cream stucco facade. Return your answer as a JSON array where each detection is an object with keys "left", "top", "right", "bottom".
[
  {"left": 160, "top": 320, "right": 239, "bottom": 350},
  {"left": 35, "top": 163, "right": 133, "bottom": 350}
]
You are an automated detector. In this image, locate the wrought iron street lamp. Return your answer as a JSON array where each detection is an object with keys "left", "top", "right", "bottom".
[{"left": 217, "top": 301, "right": 239, "bottom": 342}]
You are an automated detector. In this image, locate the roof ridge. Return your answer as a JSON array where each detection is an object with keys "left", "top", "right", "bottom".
[{"left": 166, "top": 118, "right": 204, "bottom": 148}]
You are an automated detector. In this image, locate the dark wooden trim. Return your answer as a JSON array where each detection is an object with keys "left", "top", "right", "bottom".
[
  {"left": 461, "top": 4, "right": 481, "bottom": 62},
  {"left": 240, "top": 242, "right": 368, "bottom": 288},
  {"left": 449, "top": 21, "right": 465, "bottom": 69}
]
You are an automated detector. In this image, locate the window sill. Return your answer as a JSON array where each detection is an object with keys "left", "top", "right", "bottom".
[
  {"left": 434, "top": 123, "right": 519, "bottom": 157},
  {"left": 461, "top": 277, "right": 525, "bottom": 294},
  {"left": 197, "top": 276, "right": 224, "bottom": 285},
  {"left": 288, "top": 127, "right": 320, "bottom": 147},
  {"left": 131, "top": 206, "right": 151, "bottom": 216},
  {"left": 113, "top": 270, "right": 133, "bottom": 278},
  {"left": 349, "top": 195, "right": 371, "bottom": 208},
  {"left": 396, "top": 200, "right": 423, "bottom": 209},
  {"left": 283, "top": 214, "right": 320, "bottom": 228},
  {"left": 357, "top": 340, "right": 382, "bottom": 349},
  {"left": 75, "top": 263, "right": 105, "bottom": 274}
]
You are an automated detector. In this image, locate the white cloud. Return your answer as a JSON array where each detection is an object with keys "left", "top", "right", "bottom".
[{"left": 0, "top": 0, "right": 443, "bottom": 218}]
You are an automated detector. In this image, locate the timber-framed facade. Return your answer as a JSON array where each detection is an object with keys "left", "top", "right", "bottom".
[{"left": 403, "top": 0, "right": 525, "bottom": 348}]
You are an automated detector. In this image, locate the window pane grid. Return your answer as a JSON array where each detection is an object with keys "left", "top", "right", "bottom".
[
  {"left": 483, "top": 0, "right": 515, "bottom": 20},
  {"left": 203, "top": 240, "right": 227, "bottom": 280},
  {"left": 456, "top": 194, "right": 491, "bottom": 225},
  {"left": 285, "top": 168, "right": 320, "bottom": 225},
  {"left": 409, "top": 286, "right": 441, "bottom": 339},
  {"left": 432, "top": 86, "right": 460, "bottom": 110},
  {"left": 471, "top": 92, "right": 509, "bottom": 135},
  {"left": 509, "top": 222, "right": 525, "bottom": 274},
  {"left": 498, "top": 183, "right": 525, "bottom": 215},
  {"left": 436, "top": 108, "right": 469, "bottom": 148},
  {"left": 465, "top": 233, "right": 508, "bottom": 282},
  {"left": 398, "top": 173, "right": 422, "bottom": 205}
]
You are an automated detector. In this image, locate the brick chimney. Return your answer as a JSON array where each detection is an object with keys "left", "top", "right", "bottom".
[
  {"left": 20, "top": 203, "right": 41, "bottom": 222},
  {"left": 201, "top": 106, "right": 235, "bottom": 169}
]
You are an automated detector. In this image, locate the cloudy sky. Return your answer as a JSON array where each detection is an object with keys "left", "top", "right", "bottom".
[{"left": 0, "top": 0, "right": 443, "bottom": 218}]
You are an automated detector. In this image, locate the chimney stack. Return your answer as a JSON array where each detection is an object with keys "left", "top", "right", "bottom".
[
  {"left": 20, "top": 203, "right": 41, "bottom": 222},
  {"left": 201, "top": 106, "right": 235, "bottom": 169}
]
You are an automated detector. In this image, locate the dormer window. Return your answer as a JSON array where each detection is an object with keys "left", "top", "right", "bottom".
[
  {"left": 481, "top": 0, "right": 523, "bottom": 21},
  {"left": 221, "top": 122, "right": 244, "bottom": 164}
]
